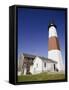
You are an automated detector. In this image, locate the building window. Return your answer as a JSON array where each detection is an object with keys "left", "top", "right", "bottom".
[
  {"left": 54, "top": 64, "right": 55, "bottom": 71},
  {"left": 44, "top": 62, "right": 46, "bottom": 67},
  {"left": 36, "top": 64, "right": 38, "bottom": 67}
]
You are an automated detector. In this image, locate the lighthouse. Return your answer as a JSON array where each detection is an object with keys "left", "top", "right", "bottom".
[{"left": 48, "top": 22, "right": 64, "bottom": 71}]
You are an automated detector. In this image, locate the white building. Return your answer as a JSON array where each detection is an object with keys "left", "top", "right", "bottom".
[
  {"left": 30, "top": 56, "right": 57, "bottom": 74},
  {"left": 18, "top": 53, "right": 57, "bottom": 75}
]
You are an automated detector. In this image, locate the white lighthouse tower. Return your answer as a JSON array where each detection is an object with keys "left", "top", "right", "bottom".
[{"left": 48, "top": 22, "right": 64, "bottom": 71}]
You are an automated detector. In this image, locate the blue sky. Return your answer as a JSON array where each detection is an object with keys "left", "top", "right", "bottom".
[{"left": 18, "top": 7, "right": 65, "bottom": 64}]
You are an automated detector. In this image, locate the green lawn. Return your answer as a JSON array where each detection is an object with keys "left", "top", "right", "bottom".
[{"left": 18, "top": 72, "right": 65, "bottom": 82}]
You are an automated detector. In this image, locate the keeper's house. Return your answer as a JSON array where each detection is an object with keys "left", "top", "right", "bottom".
[{"left": 18, "top": 53, "right": 57, "bottom": 75}]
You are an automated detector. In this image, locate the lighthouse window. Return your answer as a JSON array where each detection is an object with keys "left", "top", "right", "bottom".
[{"left": 44, "top": 62, "right": 46, "bottom": 67}]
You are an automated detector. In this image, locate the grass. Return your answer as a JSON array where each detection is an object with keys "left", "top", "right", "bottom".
[{"left": 18, "top": 72, "right": 65, "bottom": 82}]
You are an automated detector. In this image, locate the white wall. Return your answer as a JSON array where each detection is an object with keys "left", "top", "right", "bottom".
[
  {"left": 47, "top": 63, "right": 54, "bottom": 71},
  {"left": 0, "top": 0, "right": 69, "bottom": 90},
  {"left": 18, "top": 54, "right": 24, "bottom": 70},
  {"left": 31, "top": 57, "right": 43, "bottom": 74},
  {"left": 48, "top": 50, "right": 64, "bottom": 71},
  {"left": 31, "top": 57, "right": 56, "bottom": 74}
]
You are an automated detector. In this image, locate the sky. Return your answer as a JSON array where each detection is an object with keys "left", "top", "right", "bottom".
[{"left": 18, "top": 7, "right": 65, "bottom": 64}]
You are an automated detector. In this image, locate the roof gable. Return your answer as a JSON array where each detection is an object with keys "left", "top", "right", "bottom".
[{"left": 23, "top": 53, "right": 36, "bottom": 59}]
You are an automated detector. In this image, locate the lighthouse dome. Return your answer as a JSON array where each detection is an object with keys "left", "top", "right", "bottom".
[{"left": 48, "top": 20, "right": 57, "bottom": 29}]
